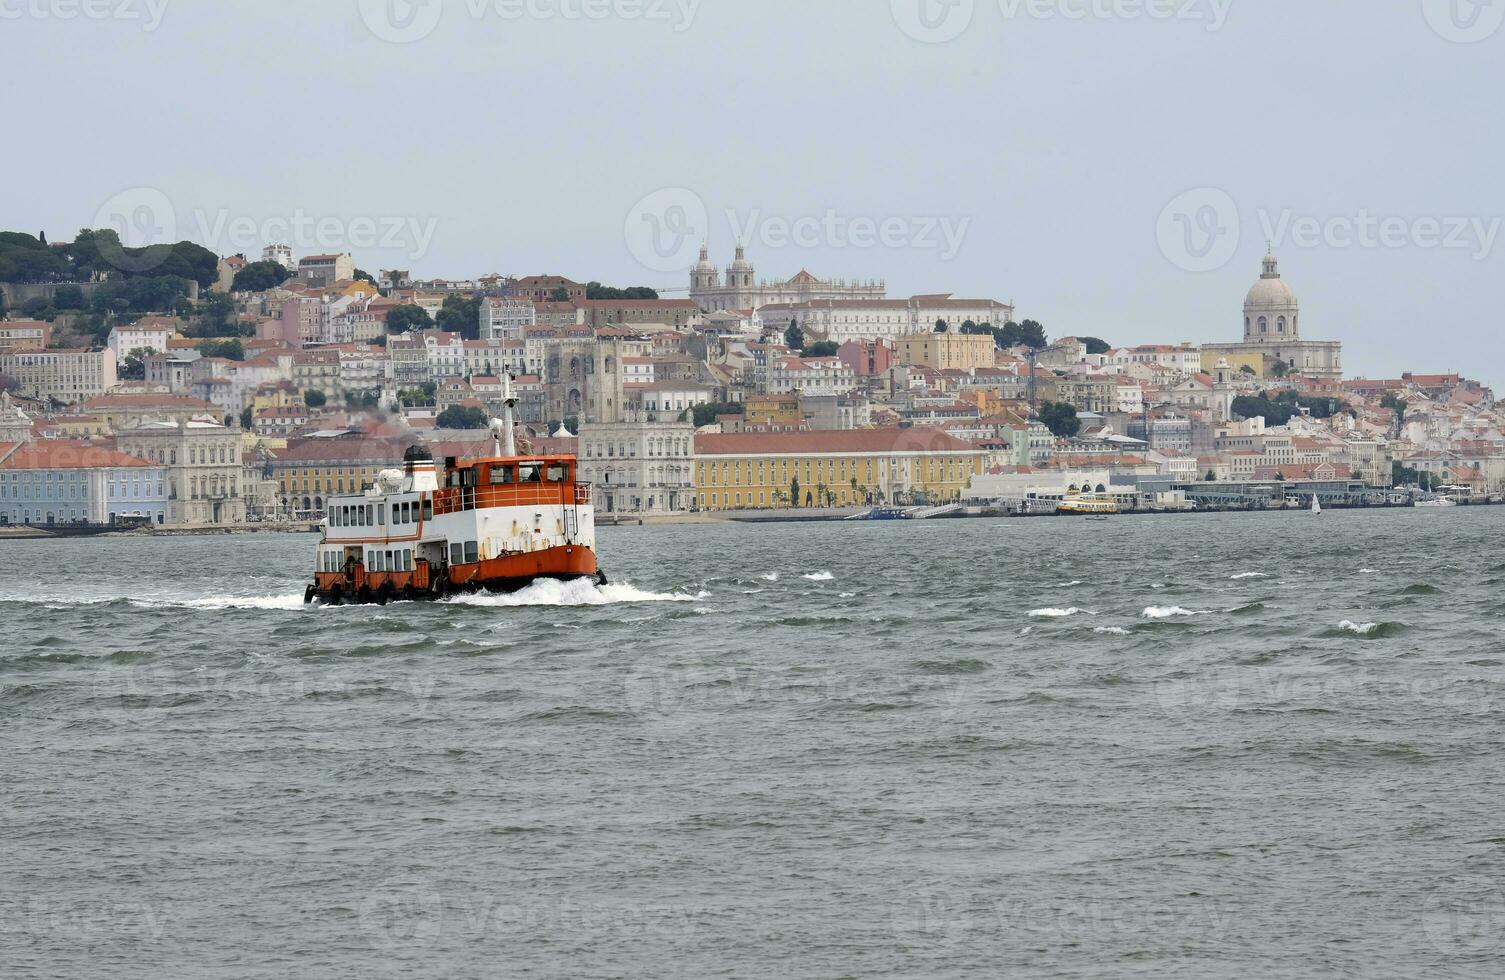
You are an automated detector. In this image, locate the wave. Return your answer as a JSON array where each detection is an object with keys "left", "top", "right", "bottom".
[
  {"left": 1056, "top": 580, "right": 1083, "bottom": 587},
  {"left": 1229, "top": 601, "right": 1269, "bottom": 615},
  {"left": 1328, "top": 620, "right": 1407, "bottom": 639},
  {"left": 1094, "top": 626, "right": 1131, "bottom": 636},
  {"left": 801, "top": 571, "right": 835, "bottom": 581},
  {"left": 1141, "top": 606, "right": 1205, "bottom": 619},
  {"left": 759, "top": 572, "right": 780, "bottom": 582},
  {"left": 1028, "top": 607, "right": 1096, "bottom": 618},
  {"left": 444, "top": 579, "right": 706, "bottom": 607},
  {"left": 1399, "top": 584, "right": 1440, "bottom": 596},
  {"left": 1230, "top": 572, "right": 1268, "bottom": 580}
]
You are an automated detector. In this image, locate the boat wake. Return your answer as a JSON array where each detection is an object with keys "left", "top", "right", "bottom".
[
  {"left": 1029, "top": 607, "right": 1096, "bottom": 618},
  {"left": 1141, "top": 606, "right": 1206, "bottom": 619},
  {"left": 444, "top": 578, "right": 707, "bottom": 607}
]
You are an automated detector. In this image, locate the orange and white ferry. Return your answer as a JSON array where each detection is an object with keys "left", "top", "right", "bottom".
[{"left": 303, "top": 385, "right": 601, "bottom": 605}]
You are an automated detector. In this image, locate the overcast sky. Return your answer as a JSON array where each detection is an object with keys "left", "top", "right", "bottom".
[{"left": 5, "top": 0, "right": 1502, "bottom": 385}]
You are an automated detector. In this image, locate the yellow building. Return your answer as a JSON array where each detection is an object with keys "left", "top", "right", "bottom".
[
  {"left": 693, "top": 428, "right": 986, "bottom": 510},
  {"left": 741, "top": 394, "right": 802, "bottom": 428},
  {"left": 896, "top": 331, "right": 996, "bottom": 371},
  {"left": 1200, "top": 349, "right": 1274, "bottom": 379}
]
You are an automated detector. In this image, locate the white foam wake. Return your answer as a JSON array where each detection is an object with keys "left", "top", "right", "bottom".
[
  {"left": 760, "top": 572, "right": 780, "bottom": 582},
  {"left": 1338, "top": 620, "right": 1379, "bottom": 635},
  {"left": 1230, "top": 572, "right": 1268, "bottom": 580},
  {"left": 1029, "top": 607, "right": 1095, "bottom": 618},
  {"left": 802, "top": 571, "right": 835, "bottom": 581},
  {"left": 1142, "top": 606, "right": 1205, "bottom": 619},
  {"left": 1094, "top": 626, "right": 1131, "bottom": 635},
  {"left": 444, "top": 578, "right": 706, "bottom": 607}
]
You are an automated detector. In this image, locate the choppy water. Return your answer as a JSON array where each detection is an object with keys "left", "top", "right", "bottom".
[{"left": 4, "top": 509, "right": 1505, "bottom": 978}]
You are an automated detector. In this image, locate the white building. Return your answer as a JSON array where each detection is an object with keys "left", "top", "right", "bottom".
[
  {"left": 115, "top": 417, "right": 247, "bottom": 525},
  {"left": 297, "top": 253, "right": 354, "bottom": 286},
  {"left": 263, "top": 244, "right": 294, "bottom": 270},
  {"left": 108, "top": 323, "right": 173, "bottom": 360},
  {"left": 762, "top": 295, "right": 1015, "bottom": 344},
  {"left": 0, "top": 347, "right": 117, "bottom": 405},
  {"left": 769, "top": 355, "right": 858, "bottom": 396},
  {"left": 577, "top": 418, "right": 695, "bottom": 515},
  {"left": 482, "top": 297, "right": 536, "bottom": 341},
  {"left": 1202, "top": 251, "right": 1343, "bottom": 381}
]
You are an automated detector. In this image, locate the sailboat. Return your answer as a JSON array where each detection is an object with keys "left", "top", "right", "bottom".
[{"left": 1311, "top": 494, "right": 1322, "bottom": 516}]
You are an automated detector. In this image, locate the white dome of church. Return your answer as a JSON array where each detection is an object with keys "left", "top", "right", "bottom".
[{"left": 1244, "top": 251, "right": 1298, "bottom": 311}]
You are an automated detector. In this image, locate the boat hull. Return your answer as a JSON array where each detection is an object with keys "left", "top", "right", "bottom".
[{"left": 306, "top": 544, "right": 602, "bottom": 604}]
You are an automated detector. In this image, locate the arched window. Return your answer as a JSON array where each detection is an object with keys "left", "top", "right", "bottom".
[
  {"left": 1277, "top": 317, "right": 1286, "bottom": 334},
  {"left": 1258, "top": 317, "right": 1268, "bottom": 334}
]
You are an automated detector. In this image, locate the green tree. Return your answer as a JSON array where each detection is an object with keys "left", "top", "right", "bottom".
[
  {"left": 789, "top": 477, "right": 800, "bottom": 509},
  {"left": 585, "top": 282, "right": 659, "bottom": 299},
  {"left": 353, "top": 268, "right": 377, "bottom": 285},
  {"left": 52, "top": 284, "right": 87, "bottom": 310},
  {"left": 198, "top": 338, "right": 245, "bottom": 361},
  {"left": 197, "top": 291, "right": 237, "bottom": 336},
  {"left": 1078, "top": 336, "right": 1111, "bottom": 355},
  {"left": 1205, "top": 470, "right": 1217, "bottom": 481},
  {"left": 239, "top": 406, "right": 253, "bottom": 430},
  {"left": 549, "top": 286, "right": 572, "bottom": 302},
  {"left": 436, "top": 294, "right": 482, "bottom": 340},
  {"left": 805, "top": 340, "right": 839, "bottom": 357},
  {"left": 1037, "top": 401, "right": 1080, "bottom": 438},
  {"left": 232, "top": 260, "right": 293, "bottom": 292},
  {"left": 385, "top": 304, "right": 433, "bottom": 334},
  {"left": 784, "top": 319, "right": 805, "bottom": 351},
  {"left": 935, "top": 318, "right": 948, "bottom": 332},
  {"left": 304, "top": 388, "right": 327, "bottom": 408},
  {"left": 691, "top": 401, "right": 741, "bottom": 426},
  {"left": 437, "top": 405, "right": 489, "bottom": 429},
  {"left": 120, "top": 347, "right": 153, "bottom": 380},
  {"left": 1269, "top": 359, "right": 1291, "bottom": 378},
  {"left": 20, "top": 296, "right": 54, "bottom": 319}
]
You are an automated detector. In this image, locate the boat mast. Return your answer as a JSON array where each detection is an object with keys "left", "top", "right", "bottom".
[{"left": 492, "top": 373, "right": 518, "bottom": 457}]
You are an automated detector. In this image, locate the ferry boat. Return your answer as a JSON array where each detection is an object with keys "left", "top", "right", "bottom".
[
  {"left": 1057, "top": 495, "right": 1120, "bottom": 516},
  {"left": 304, "top": 389, "right": 602, "bottom": 605}
]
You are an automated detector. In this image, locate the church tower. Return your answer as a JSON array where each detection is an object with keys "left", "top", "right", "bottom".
[
  {"left": 690, "top": 242, "right": 719, "bottom": 293},
  {"left": 726, "top": 243, "right": 755, "bottom": 306},
  {"left": 1213, "top": 357, "right": 1235, "bottom": 422},
  {"left": 1243, "top": 248, "right": 1300, "bottom": 343}
]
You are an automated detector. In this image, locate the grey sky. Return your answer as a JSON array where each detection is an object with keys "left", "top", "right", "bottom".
[{"left": 4, "top": 0, "right": 1502, "bottom": 385}]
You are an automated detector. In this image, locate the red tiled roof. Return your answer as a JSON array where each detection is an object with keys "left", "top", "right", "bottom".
[
  {"left": 695, "top": 427, "right": 983, "bottom": 456},
  {"left": 0, "top": 440, "right": 155, "bottom": 470}
]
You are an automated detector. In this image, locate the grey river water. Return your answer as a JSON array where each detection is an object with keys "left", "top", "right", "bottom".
[{"left": 3, "top": 509, "right": 1505, "bottom": 978}]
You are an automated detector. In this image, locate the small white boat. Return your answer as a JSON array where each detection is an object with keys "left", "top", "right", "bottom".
[
  {"left": 1415, "top": 496, "right": 1457, "bottom": 509},
  {"left": 1311, "top": 494, "right": 1322, "bottom": 516}
]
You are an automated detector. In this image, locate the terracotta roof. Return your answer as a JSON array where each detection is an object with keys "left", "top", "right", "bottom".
[
  {"left": 0, "top": 440, "right": 156, "bottom": 470},
  {"left": 84, "top": 394, "right": 218, "bottom": 411}
]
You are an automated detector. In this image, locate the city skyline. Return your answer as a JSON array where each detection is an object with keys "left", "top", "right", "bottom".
[{"left": 3, "top": 1, "right": 1501, "bottom": 386}]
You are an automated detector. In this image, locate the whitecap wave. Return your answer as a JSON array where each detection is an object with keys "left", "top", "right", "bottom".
[
  {"left": 446, "top": 579, "right": 706, "bottom": 607},
  {"left": 1230, "top": 572, "right": 1267, "bottom": 580},
  {"left": 1094, "top": 626, "right": 1131, "bottom": 635},
  {"left": 759, "top": 572, "right": 780, "bottom": 582},
  {"left": 1141, "top": 606, "right": 1205, "bottom": 619},
  {"left": 1028, "top": 607, "right": 1095, "bottom": 618},
  {"left": 1056, "top": 580, "right": 1083, "bottom": 587},
  {"left": 802, "top": 571, "right": 835, "bottom": 581},
  {"left": 838, "top": 592, "right": 856, "bottom": 598},
  {"left": 1338, "top": 620, "right": 1380, "bottom": 635},
  {"left": 1360, "top": 568, "right": 1378, "bottom": 575}
]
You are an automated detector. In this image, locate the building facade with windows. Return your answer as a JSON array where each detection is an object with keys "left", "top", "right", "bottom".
[
  {"left": 0, "top": 440, "right": 167, "bottom": 526},
  {"left": 115, "top": 418, "right": 246, "bottom": 525},
  {"left": 0, "top": 347, "right": 117, "bottom": 404},
  {"left": 577, "top": 419, "right": 695, "bottom": 515}
]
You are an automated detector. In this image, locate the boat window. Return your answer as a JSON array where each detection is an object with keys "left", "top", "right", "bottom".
[
  {"left": 391, "top": 503, "right": 400, "bottom": 524},
  {"left": 357, "top": 507, "right": 366, "bottom": 527},
  {"left": 519, "top": 464, "right": 541, "bottom": 483},
  {"left": 377, "top": 504, "right": 385, "bottom": 526},
  {"left": 386, "top": 550, "right": 394, "bottom": 569},
  {"left": 403, "top": 550, "right": 413, "bottom": 571},
  {"left": 450, "top": 542, "right": 463, "bottom": 565},
  {"left": 464, "top": 541, "right": 479, "bottom": 563},
  {"left": 423, "top": 498, "right": 433, "bottom": 521},
  {"left": 546, "top": 464, "right": 567, "bottom": 482},
  {"left": 490, "top": 465, "right": 513, "bottom": 485},
  {"left": 366, "top": 505, "right": 375, "bottom": 526}
]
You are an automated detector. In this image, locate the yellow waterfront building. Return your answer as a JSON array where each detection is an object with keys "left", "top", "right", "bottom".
[{"left": 693, "top": 428, "right": 986, "bottom": 510}]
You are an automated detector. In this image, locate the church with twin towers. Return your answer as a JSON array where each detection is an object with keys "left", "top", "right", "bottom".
[{"left": 688, "top": 243, "right": 886, "bottom": 313}]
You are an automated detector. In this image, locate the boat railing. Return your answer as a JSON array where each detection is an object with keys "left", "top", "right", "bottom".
[{"left": 433, "top": 482, "right": 591, "bottom": 515}]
